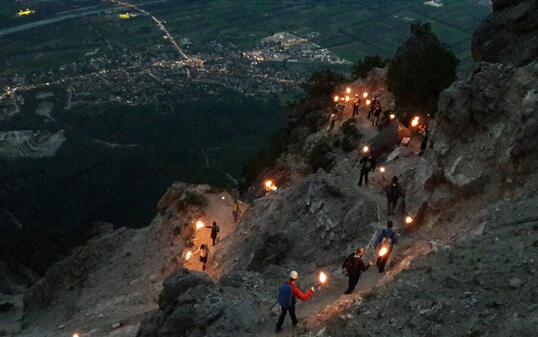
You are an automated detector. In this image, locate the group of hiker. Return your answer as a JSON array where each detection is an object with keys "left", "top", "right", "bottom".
[
  {"left": 367, "top": 96, "right": 382, "bottom": 126},
  {"left": 194, "top": 221, "right": 220, "bottom": 271},
  {"left": 329, "top": 93, "right": 382, "bottom": 133},
  {"left": 275, "top": 220, "right": 398, "bottom": 332}
]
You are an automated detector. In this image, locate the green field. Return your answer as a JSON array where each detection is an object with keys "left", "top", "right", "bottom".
[{"left": 0, "top": 0, "right": 490, "bottom": 74}]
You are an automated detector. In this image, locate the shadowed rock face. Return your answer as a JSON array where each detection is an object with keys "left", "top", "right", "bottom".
[{"left": 472, "top": 0, "right": 538, "bottom": 66}]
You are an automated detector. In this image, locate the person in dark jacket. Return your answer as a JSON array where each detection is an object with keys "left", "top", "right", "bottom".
[
  {"left": 210, "top": 221, "right": 220, "bottom": 246},
  {"left": 358, "top": 153, "right": 376, "bottom": 186},
  {"left": 342, "top": 247, "right": 372, "bottom": 294},
  {"left": 374, "top": 221, "right": 398, "bottom": 273},
  {"left": 276, "top": 271, "right": 315, "bottom": 333},
  {"left": 385, "top": 176, "right": 403, "bottom": 215}
]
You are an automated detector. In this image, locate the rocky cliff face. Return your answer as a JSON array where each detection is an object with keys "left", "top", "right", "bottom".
[
  {"left": 406, "top": 61, "right": 538, "bottom": 227},
  {"left": 472, "top": 0, "right": 538, "bottom": 66}
]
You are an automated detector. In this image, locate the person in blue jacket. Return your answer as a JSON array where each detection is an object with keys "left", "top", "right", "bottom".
[{"left": 375, "top": 220, "right": 398, "bottom": 272}]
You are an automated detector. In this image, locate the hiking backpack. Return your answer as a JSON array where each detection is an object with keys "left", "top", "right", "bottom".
[{"left": 278, "top": 283, "right": 293, "bottom": 309}]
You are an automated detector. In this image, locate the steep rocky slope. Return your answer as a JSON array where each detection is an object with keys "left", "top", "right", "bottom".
[
  {"left": 472, "top": 0, "right": 538, "bottom": 66},
  {"left": 11, "top": 184, "right": 239, "bottom": 337}
]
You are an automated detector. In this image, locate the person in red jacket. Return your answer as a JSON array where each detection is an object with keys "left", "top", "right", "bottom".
[{"left": 276, "top": 271, "right": 315, "bottom": 333}]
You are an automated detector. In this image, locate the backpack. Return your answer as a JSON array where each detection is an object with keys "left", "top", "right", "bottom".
[
  {"left": 278, "top": 283, "right": 293, "bottom": 309},
  {"left": 386, "top": 184, "right": 400, "bottom": 200}
]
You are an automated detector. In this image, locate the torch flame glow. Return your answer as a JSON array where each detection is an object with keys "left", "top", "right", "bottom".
[
  {"left": 334, "top": 95, "right": 339, "bottom": 102},
  {"left": 363, "top": 92, "right": 368, "bottom": 98},
  {"left": 389, "top": 114, "right": 396, "bottom": 120},
  {"left": 362, "top": 145, "right": 370, "bottom": 153},
  {"left": 264, "top": 180, "right": 278, "bottom": 192},
  {"left": 185, "top": 250, "right": 193, "bottom": 260},
  {"left": 380, "top": 167, "right": 386, "bottom": 173},
  {"left": 195, "top": 220, "right": 205, "bottom": 230},
  {"left": 345, "top": 95, "right": 350, "bottom": 102},
  {"left": 73, "top": 334, "right": 80, "bottom": 337},
  {"left": 405, "top": 216, "right": 414, "bottom": 224},
  {"left": 378, "top": 247, "right": 388, "bottom": 257},
  {"left": 366, "top": 99, "right": 371, "bottom": 105},
  {"left": 319, "top": 272, "right": 327, "bottom": 284},
  {"left": 346, "top": 87, "right": 351, "bottom": 94},
  {"left": 264, "top": 180, "right": 273, "bottom": 188},
  {"left": 411, "top": 116, "right": 420, "bottom": 127}
]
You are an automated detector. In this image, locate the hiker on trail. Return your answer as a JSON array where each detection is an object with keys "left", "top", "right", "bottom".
[
  {"left": 233, "top": 200, "right": 241, "bottom": 222},
  {"left": 419, "top": 125, "right": 429, "bottom": 156},
  {"left": 352, "top": 95, "right": 360, "bottom": 116},
  {"left": 275, "top": 271, "right": 315, "bottom": 333},
  {"left": 328, "top": 113, "right": 336, "bottom": 133},
  {"left": 374, "top": 220, "right": 398, "bottom": 273},
  {"left": 358, "top": 153, "right": 376, "bottom": 187},
  {"left": 195, "top": 244, "right": 209, "bottom": 271},
  {"left": 372, "top": 106, "right": 382, "bottom": 127},
  {"left": 337, "top": 102, "right": 345, "bottom": 121},
  {"left": 384, "top": 176, "right": 403, "bottom": 215},
  {"left": 210, "top": 221, "right": 220, "bottom": 246},
  {"left": 342, "top": 247, "right": 372, "bottom": 294},
  {"left": 367, "top": 101, "right": 375, "bottom": 120}
]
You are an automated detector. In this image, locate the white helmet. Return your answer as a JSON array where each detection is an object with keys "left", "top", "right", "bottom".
[{"left": 289, "top": 271, "right": 299, "bottom": 280}]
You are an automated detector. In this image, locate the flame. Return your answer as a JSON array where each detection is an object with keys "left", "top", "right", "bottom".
[
  {"left": 185, "top": 250, "right": 193, "bottom": 260},
  {"left": 378, "top": 247, "right": 388, "bottom": 257},
  {"left": 334, "top": 95, "right": 339, "bottom": 102},
  {"left": 346, "top": 87, "right": 351, "bottom": 94},
  {"left": 72, "top": 334, "right": 80, "bottom": 337},
  {"left": 264, "top": 180, "right": 273, "bottom": 188},
  {"left": 362, "top": 145, "right": 369, "bottom": 153},
  {"left": 264, "top": 180, "right": 277, "bottom": 191},
  {"left": 411, "top": 116, "right": 420, "bottom": 127},
  {"left": 345, "top": 95, "right": 350, "bottom": 102},
  {"left": 380, "top": 167, "right": 386, "bottom": 173},
  {"left": 366, "top": 99, "right": 371, "bottom": 105},
  {"left": 389, "top": 114, "right": 396, "bottom": 120},
  {"left": 363, "top": 92, "right": 368, "bottom": 98},
  {"left": 195, "top": 220, "right": 205, "bottom": 230},
  {"left": 405, "top": 216, "right": 414, "bottom": 224},
  {"left": 319, "top": 271, "right": 327, "bottom": 284}
]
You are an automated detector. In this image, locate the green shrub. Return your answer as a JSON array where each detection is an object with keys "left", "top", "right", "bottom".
[
  {"left": 341, "top": 118, "right": 362, "bottom": 152},
  {"left": 351, "top": 55, "right": 388, "bottom": 80},
  {"left": 387, "top": 22, "right": 458, "bottom": 114},
  {"left": 308, "top": 137, "right": 334, "bottom": 172}
]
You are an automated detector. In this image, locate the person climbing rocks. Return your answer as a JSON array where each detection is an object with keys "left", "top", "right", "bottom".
[
  {"left": 374, "top": 220, "right": 398, "bottom": 273},
  {"left": 210, "top": 221, "right": 220, "bottom": 246},
  {"left": 342, "top": 247, "right": 372, "bottom": 294},
  {"left": 352, "top": 94, "right": 361, "bottom": 116},
  {"left": 385, "top": 176, "right": 403, "bottom": 215},
  {"left": 358, "top": 153, "right": 376, "bottom": 186},
  {"left": 195, "top": 244, "right": 209, "bottom": 271},
  {"left": 275, "top": 271, "right": 315, "bottom": 333}
]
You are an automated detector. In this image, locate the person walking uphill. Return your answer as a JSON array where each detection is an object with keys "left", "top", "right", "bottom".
[
  {"left": 342, "top": 247, "right": 372, "bottom": 294},
  {"left": 210, "top": 221, "right": 220, "bottom": 246},
  {"left": 375, "top": 220, "right": 398, "bottom": 273},
  {"left": 385, "top": 176, "right": 403, "bottom": 215},
  {"left": 275, "top": 271, "right": 315, "bottom": 333},
  {"left": 358, "top": 153, "right": 376, "bottom": 186}
]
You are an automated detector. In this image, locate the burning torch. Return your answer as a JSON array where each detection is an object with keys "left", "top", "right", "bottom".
[
  {"left": 363, "top": 92, "right": 368, "bottom": 99},
  {"left": 410, "top": 116, "right": 420, "bottom": 128},
  {"left": 362, "top": 145, "right": 370, "bottom": 154},
  {"left": 366, "top": 99, "right": 371, "bottom": 106},
  {"left": 314, "top": 271, "right": 328, "bottom": 291},
  {"left": 195, "top": 220, "right": 206, "bottom": 230},
  {"left": 346, "top": 87, "right": 351, "bottom": 94},
  {"left": 405, "top": 216, "right": 414, "bottom": 225},
  {"left": 334, "top": 95, "right": 339, "bottom": 103},
  {"left": 379, "top": 166, "right": 386, "bottom": 184},
  {"left": 389, "top": 114, "right": 396, "bottom": 121},
  {"left": 264, "top": 179, "right": 278, "bottom": 192},
  {"left": 184, "top": 250, "right": 193, "bottom": 261}
]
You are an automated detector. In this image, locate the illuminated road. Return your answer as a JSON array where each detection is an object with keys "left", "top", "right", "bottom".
[{"left": 111, "top": 0, "right": 192, "bottom": 61}]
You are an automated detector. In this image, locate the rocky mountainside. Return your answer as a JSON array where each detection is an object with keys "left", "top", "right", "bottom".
[
  {"left": 2, "top": 3, "right": 537, "bottom": 336},
  {"left": 472, "top": 0, "right": 538, "bottom": 66}
]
